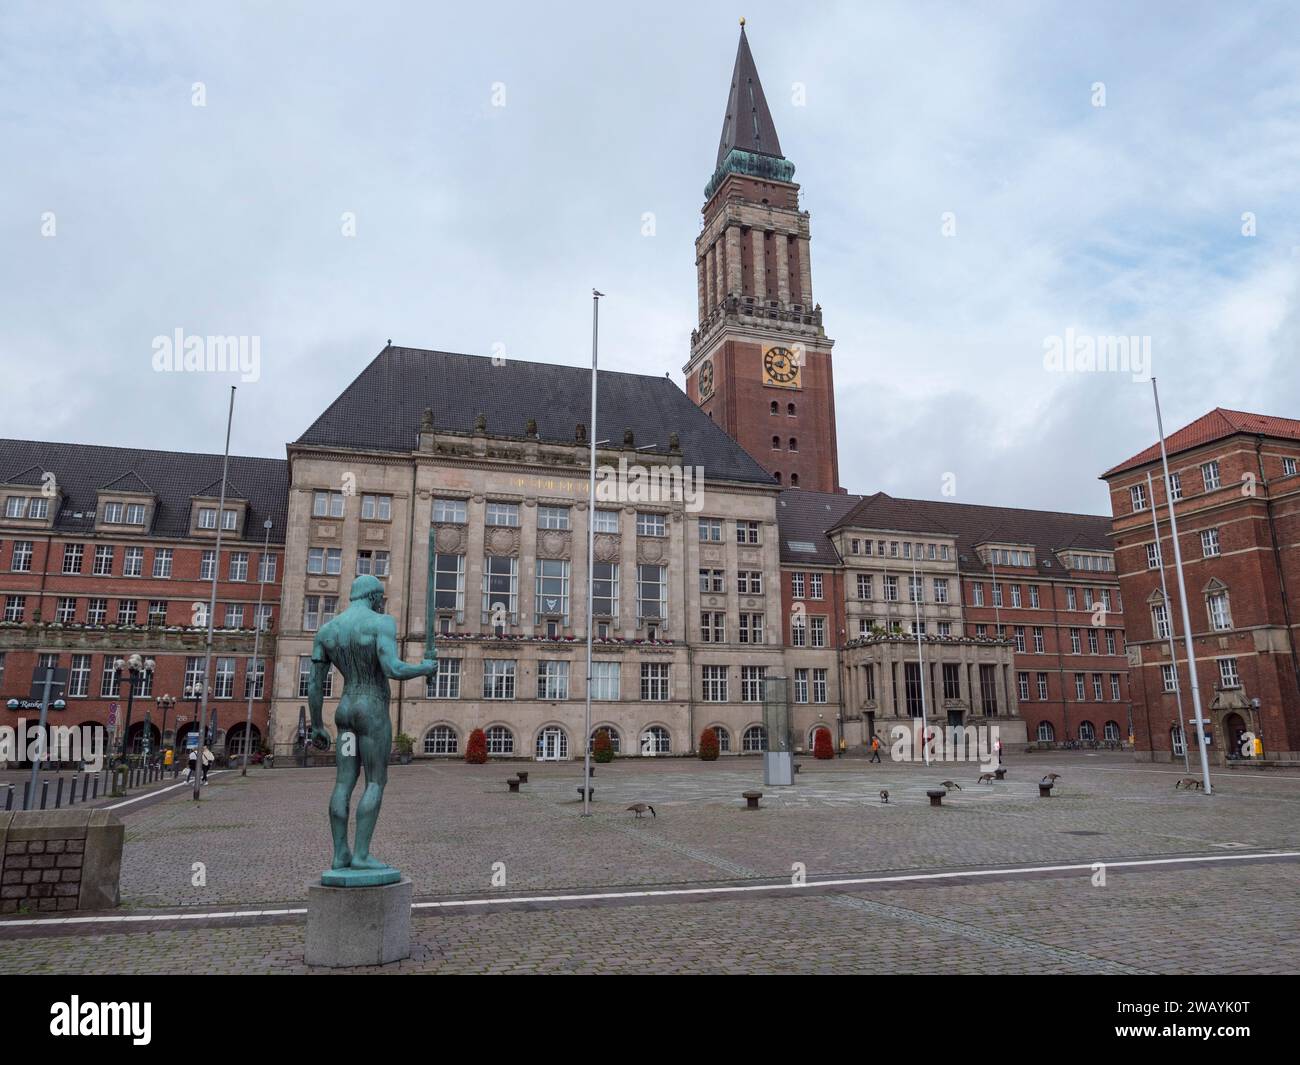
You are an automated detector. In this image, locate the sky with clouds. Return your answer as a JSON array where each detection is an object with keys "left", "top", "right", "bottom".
[{"left": 3, "top": 0, "right": 1298, "bottom": 515}]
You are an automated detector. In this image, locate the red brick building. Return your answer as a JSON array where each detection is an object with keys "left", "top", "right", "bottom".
[
  {"left": 1103, "top": 409, "right": 1300, "bottom": 762},
  {"left": 0, "top": 440, "right": 286, "bottom": 762},
  {"left": 683, "top": 24, "right": 840, "bottom": 494}
]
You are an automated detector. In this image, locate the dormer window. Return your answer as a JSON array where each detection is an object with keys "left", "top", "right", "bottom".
[
  {"left": 103, "top": 502, "right": 146, "bottom": 525},
  {"left": 3, "top": 496, "right": 47, "bottom": 520}
]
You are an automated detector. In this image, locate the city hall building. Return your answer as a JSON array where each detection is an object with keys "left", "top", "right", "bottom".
[{"left": 1, "top": 25, "right": 1141, "bottom": 761}]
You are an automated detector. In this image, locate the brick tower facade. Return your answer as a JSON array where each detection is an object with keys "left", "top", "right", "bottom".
[{"left": 684, "top": 23, "right": 840, "bottom": 494}]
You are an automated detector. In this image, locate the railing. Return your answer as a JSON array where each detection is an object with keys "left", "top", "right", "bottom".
[{"left": 1, "top": 761, "right": 179, "bottom": 812}]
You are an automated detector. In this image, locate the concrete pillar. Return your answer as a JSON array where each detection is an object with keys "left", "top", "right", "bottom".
[
  {"left": 725, "top": 225, "right": 742, "bottom": 299},
  {"left": 776, "top": 233, "right": 790, "bottom": 306},
  {"left": 796, "top": 237, "right": 813, "bottom": 308},
  {"left": 751, "top": 229, "right": 766, "bottom": 302}
]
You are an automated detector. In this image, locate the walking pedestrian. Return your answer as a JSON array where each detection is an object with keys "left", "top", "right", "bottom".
[
  {"left": 185, "top": 746, "right": 197, "bottom": 783},
  {"left": 869, "top": 734, "right": 882, "bottom": 763},
  {"left": 995, "top": 738, "right": 1003, "bottom": 765},
  {"left": 200, "top": 745, "right": 214, "bottom": 785}
]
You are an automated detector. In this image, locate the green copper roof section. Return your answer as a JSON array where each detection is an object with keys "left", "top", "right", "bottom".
[{"left": 705, "top": 147, "right": 796, "bottom": 200}]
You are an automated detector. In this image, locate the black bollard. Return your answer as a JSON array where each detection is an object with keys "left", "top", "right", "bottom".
[
  {"left": 40, "top": 780, "right": 49, "bottom": 809},
  {"left": 3, "top": 784, "right": 11, "bottom": 811},
  {"left": 55, "top": 777, "right": 64, "bottom": 809}
]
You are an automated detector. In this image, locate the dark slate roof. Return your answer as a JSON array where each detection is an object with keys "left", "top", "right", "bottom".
[
  {"left": 777, "top": 489, "right": 864, "bottom": 565},
  {"left": 296, "top": 346, "right": 778, "bottom": 487},
  {"left": 0, "top": 439, "right": 288, "bottom": 542},
  {"left": 100, "top": 470, "right": 154, "bottom": 494},
  {"left": 715, "top": 25, "right": 784, "bottom": 165},
  {"left": 778, "top": 489, "right": 1114, "bottom": 576}
]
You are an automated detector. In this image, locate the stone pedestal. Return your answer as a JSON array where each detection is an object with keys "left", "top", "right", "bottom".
[{"left": 305, "top": 877, "right": 412, "bottom": 967}]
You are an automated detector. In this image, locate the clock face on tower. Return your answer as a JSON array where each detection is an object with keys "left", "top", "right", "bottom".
[
  {"left": 699, "top": 359, "right": 714, "bottom": 399},
  {"left": 763, "top": 345, "right": 801, "bottom": 388}
]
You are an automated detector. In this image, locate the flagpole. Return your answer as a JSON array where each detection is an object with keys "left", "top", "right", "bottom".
[
  {"left": 1146, "top": 470, "right": 1189, "bottom": 773},
  {"left": 195, "top": 385, "right": 236, "bottom": 800},
  {"left": 1151, "top": 378, "right": 1212, "bottom": 793},
  {"left": 583, "top": 290, "right": 603, "bottom": 816},
  {"left": 912, "top": 556, "right": 930, "bottom": 766}
]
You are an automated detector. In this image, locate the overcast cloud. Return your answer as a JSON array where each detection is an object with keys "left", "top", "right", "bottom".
[{"left": 3, "top": 0, "right": 1298, "bottom": 515}]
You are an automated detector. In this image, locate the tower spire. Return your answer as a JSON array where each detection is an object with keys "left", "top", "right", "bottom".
[{"left": 716, "top": 20, "right": 783, "bottom": 166}]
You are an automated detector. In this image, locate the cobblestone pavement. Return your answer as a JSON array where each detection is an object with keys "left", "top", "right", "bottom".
[{"left": 0, "top": 754, "right": 1297, "bottom": 973}]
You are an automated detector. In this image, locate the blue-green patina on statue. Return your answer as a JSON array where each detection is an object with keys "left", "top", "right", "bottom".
[{"left": 309, "top": 573, "right": 436, "bottom": 887}]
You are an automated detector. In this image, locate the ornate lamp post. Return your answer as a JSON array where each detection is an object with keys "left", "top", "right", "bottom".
[
  {"left": 156, "top": 694, "right": 176, "bottom": 759},
  {"left": 183, "top": 682, "right": 208, "bottom": 753},
  {"left": 114, "top": 654, "right": 155, "bottom": 763}
]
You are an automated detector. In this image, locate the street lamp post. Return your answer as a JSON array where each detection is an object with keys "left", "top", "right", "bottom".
[
  {"left": 115, "top": 654, "right": 155, "bottom": 765},
  {"left": 157, "top": 694, "right": 176, "bottom": 762},
  {"left": 242, "top": 518, "right": 274, "bottom": 775},
  {"left": 184, "top": 683, "right": 208, "bottom": 767}
]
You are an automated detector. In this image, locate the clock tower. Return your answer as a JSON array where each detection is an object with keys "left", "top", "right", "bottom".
[{"left": 684, "top": 21, "right": 840, "bottom": 494}]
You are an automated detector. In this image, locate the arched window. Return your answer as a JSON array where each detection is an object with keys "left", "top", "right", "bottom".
[
  {"left": 770, "top": 401, "right": 778, "bottom": 415},
  {"left": 710, "top": 726, "right": 731, "bottom": 752},
  {"left": 486, "top": 725, "right": 514, "bottom": 755},
  {"left": 788, "top": 437, "right": 798, "bottom": 451},
  {"left": 807, "top": 725, "right": 832, "bottom": 750},
  {"left": 771, "top": 435, "right": 781, "bottom": 450},
  {"left": 536, "top": 726, "right": 569, "bottom": 760},
  {"left": 591, "top": 725, "right": 621, "bottom": 754},
  {"left": 790, "top": 474, "right": 799, "bottom": 487},
  {"left": 1103, "top": 721, "right": 1121, "bottom": 742},
  {"left": 742, "top": 725, "right": 768, "bottom": 752},
  {"left": 641, "top": 725, "right": 671, "bottom": 755},
  {"left": 774, "top": 471, "right": 782, "bottom": 484},
  {"left": 423, "top": 724, "right": 458, "bottom": 755},
  {"left": 787, "top": 403, "right": 796, "bottom": 416},
  {"left": 1036, "top": 721, "right": 1055, "bottom": 742},
  {"left": 1078, "top": 720, "right": 1096, "bottom": 742}
]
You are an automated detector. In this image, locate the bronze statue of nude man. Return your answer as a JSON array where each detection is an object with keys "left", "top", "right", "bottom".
[{"left": 308, "top": 573, "right": 436, "bottom": 883}]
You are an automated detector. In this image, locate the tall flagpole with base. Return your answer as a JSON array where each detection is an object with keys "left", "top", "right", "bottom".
[
  {"left": 583, "top": 290, "right": 603, "bottom": 817},
  {"left": 1146, "top": 470, "right": 1190, "bottom": 773}
]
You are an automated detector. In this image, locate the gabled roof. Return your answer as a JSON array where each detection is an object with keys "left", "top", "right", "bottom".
[
  {"left": 99, "top": 470, "right": 155, "bottom": 495},
  {"left": 777, "top": 489, "right": 1114, "bottom": 576},
  {"left": 194, "top": 477, "right": 247, "bottom": 501},
  {"left": 1103, "top": 407, "right": 1300, "bottom": 477},
  {"left": 715, "top": 24, "right": 784, "bottom": 166},
  {"left": 296, "top": 346, "right": 777, "bottom": 487},
  {"left": 0, "top": 439, "right": 287, "bottom": 541},
  {"left": 1, "top": 464, "right": 49, "bottom": 487}
]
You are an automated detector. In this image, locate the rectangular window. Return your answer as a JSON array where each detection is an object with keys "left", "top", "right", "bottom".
[
  {"left": 480, "top": 555, "right": 519, "bottom": 626},
  {"left": 3, "top": 497, "right": 25, "bottom": 518},
  {"left": 485, "top": 502, "right": 520, "bottom": 527},
  {"left": 86, "top": 598, "right": 107, "bottom": 625},
  {"left": 63, "top": 543, "right": 84, "bottom": 574},
  {"left": 100, "top": 658, "right": 119, "bottom": 697},
  {"left": 229, "top": 551, "right": 249, "bottom": 581},
  {"left": 1105, "top": 629, "right": 1117, "bottom": 655},
  {"left": 296, "top": 656, "right": 333, "bottom": 699},
  {"left": 224, "top": 603, "right": 243, "bottom": 628},
  {"left": 738, "top": 613, "right": 764, "bottom": 644},
  {"left": 1032, "top": 626, "right": 1045, "bottom": 653},
  {"left": 149, "top": 600, "right": 167, "bottom": 625},
  {"left": 198, "top": 507, "right": 217, "bottom": 529},
  {"left": 432, "top": 498, "right": 467, "bottom": 523},
  {"left": 637, "top": 565, "right": 667, "bottom": 624},
  {"left": 740, "top": 665, "right": 766, "bottom": 703},
  {"left": 103, "top": 502, "right": 125, "bottom": 524},
  {"left": 1161, "top": 664, "right": 1178, "bottom": 693},
  {"left": 640, "top": 662, "right": 670, "bottom": 701},
  {"left": 1092, "top": 673, "right": 1104, "bottom": 701},
  {"left": 809, "top": 573, "right": 823, "bottom": 600},
  {"left": 1201, "top": 461, "right": 1221, "bottom": 491},
  {"left": 423, "top": 658, "right": 460, "bottom": 699},
  {"left": 1284, "top": 457, "right": 1298, "bottom": 477},
  {"left": 483, "top": 660, "right": 516, "bottom": 700},
  {"left": 313, "top": 491, "right": 345, "bottom": 518},
  {"left": 242, "top": 657, "right": 266, "bottom": 700},
  {"left": 1146, "top": 542, "right": 1161, "bottom": 570},
  {"left": 791, "top": 572, "right": 805, "bottom": 599},
  {"left": 535, "top": 559, "right": 570, "bottom": 621},
  {"left": 92, "top": 545, "right": 113, "bottom": 575},
  {"left": 972, "top": 583, "right": 984, "bottom": 607},
  {"left": 1075, "top": 673, "right": 1086, "bottom": 700},
  {"left": 737, "top": 570, "right": 763, "bottom": 595},
  {"left": 857, "top": 573, "right": 873, "bottom": 600},
  {"left": 212, "top": 657, "right": 235, "bottom": 699},
  {"left": 1152, "top": 601, "right": 1171, "bottom": 640},
  {"left": 1029, "top": 585, "right": 1040, "bottom": 608},
  {"left": 1018, "top": 672, "right": 1030, "bottom": 701},
  {"left": 701, "top": 611, "right": 725, "bottom": 642},
  {"left": 536, "top": 661, "right": 570, "bottom": 700},
  {"left": 810, "top": 616, "right": 826, "bottom": 648},
  {"left": 1010, "top": 585, "right": 1022, "bottom": 608},
  {"left": 118, "top": 600, "right": 138, "bottom": 626},
  {"left": 592, "top": 562, "right": 618, "bottom": 618},
  {"left": 991, "top": 583, "right": 1003, "bottom": 608},
  {"left": 433, "top": 554, "right": 466, "bottom": 618},
  {"left": 200, "top": 550, "right": 216, "bottom": 581},
  {"left": 360, "top": 494, "right": 392, "bottom": 521},
  {"left": 793, "top": 668, "right": 808, "bottom": 704},
  {"left": 1110, "top": 673, "right": 1121, "bottom": 701},
  {"left": 593, "top": 509, "right": 620, "bottom": 533},
  {"left": 701, "top": 665, "right": 728, "bottom": 702},
  {"left": 1208, "top": 592, "right": 1232, "bottom": 631},
  {"left": 537, "top": 505, "right": 570, "bottom": 530},
  {"left": 635, "top": 511, "right": 666, "bottom": 537},
  {"left": 1037, "top": 673, "right": 1049, "bottom": 700},
  {"left": 356, "top": 550, "right": 390, "bottom": 577},
  {"left": 258, "top": 553, "right": 277, "bottom": 583},
  {"left": 933, "top": 578, "right": 948, "bottom": 604},
  {"left": 1088, "top": 629, "right": 1099, "bottom": 655},
  {"left": 55, "top": 596, "right": 76, "bottom": 623},
  {"left": 939, "top": 662, "right": 959, "bottom": 700},
  {"left": 697, "top": 517, "right": 722, "bottom": 542},
  {"left": 590, "top": 661, "right": 621, "bottom": 700},
  {"left": 1130, "top": 483, "right": 1148, "bottom": 511},
  {"left": 153, "top": 548, "right": 172, "bottom": 578},
  {"left": 1200, "top": 528, "right": 1221, "bottom": 557},
  {"left": 9, "top": 541, "right": 33, "bottom": 572},
  {"left": 736, "top": 521, "right": 760, "bottom": 544},
  {"left": 303, "top": 595, "right": 337, "bottom": 631},
  {"left": 123, "top": 546, "right": 144, "bottom": 577},
  {"left": 1067, "top": 588, "right": 1077, "bottom": 610},
  {"left": 1014, "top": 626, "right": 1026, "bottom": 652},
  {"left": 937, "top": 621, "right": 951, "bottom": 637},
  {"left": 66, "top": 654, "right": 91, "bottom": 698},
  {"left": 699, "top": 568, "right": 725, "bottom": 593},
  {"left": 1168, "top": 471, "right": 1183, "bottom": 500},
  {"left": 883, "top": 576, "right": 899, "bottom": 602}
]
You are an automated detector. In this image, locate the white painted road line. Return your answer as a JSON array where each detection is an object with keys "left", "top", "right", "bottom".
[
  {"left": 103, "top": 771, "right": 227, "bottom": 810},
  {"left": 1, "top": 849, "right": 1295, "bottom": 929}
]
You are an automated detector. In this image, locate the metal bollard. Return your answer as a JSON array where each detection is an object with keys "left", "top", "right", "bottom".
[
  {"left": 4, "top": 784, "right": 11, "bottom": 811},
  {"left": 40, "top": 780, "right": 49, "bottom": 810},
  {"left": 55, "top": 777, "right": 64, "bottom": 809},
  {"left": 92, "top": 774, "right": 99, "bottom": 800}
]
